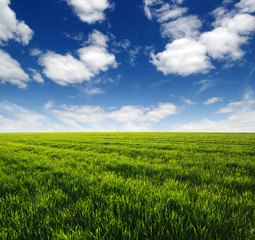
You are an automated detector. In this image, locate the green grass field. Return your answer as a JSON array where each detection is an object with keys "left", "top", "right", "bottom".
[{"left": 0, "top": 133, "right": 254, "bottom": 239}]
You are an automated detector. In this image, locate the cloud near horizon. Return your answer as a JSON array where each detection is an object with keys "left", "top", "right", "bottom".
[
  {"left": 0, "top": 101, "right": 178, "bottom": 132},
  {"left": 173, "top": 97, "right": 255, "bottom": 132}
]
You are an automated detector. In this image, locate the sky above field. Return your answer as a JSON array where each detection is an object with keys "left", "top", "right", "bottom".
[{"left": 0, "top": 0, "right": 255, "bottom": 132}]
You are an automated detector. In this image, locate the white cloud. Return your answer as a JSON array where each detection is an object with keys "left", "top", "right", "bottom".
[
  {"left": 214, "top": 13, "right": 255, "bottom": 34},
  {"left": 65, "top": 0, "right": 111, "bottom": 24},
  {"left": 0, "top": 0, "right": 33, "bottom": 45},
  {"left": 161, "top": 15, "right": 202, "bottom": 39},
  {"left": 86, "top": 29, "right": 108, "bottom": 47},
  {"left": 146, "top": 0, "right": 255, "bottom": 76},
  {"left": 204, "top": 97, "right": 223, "bottom": 105},
  {"left": 39, "top": 51, "right": 94, "bottom": 86},
  {"left": 201, "top": 12, "right": 255, "bottom": 61},
  {"left": 39, "top": 31, "right": 117, "bottom": 86},
  {"left": 216, "top": 99, "right": 255, "bottom": 114},
  {"left": 151, "top": 38, "right": 213, "bottom": 76},
  {"left": 0, "top": 50, "right": 30, "bottom": 88},
  {"left": 28, "top": 68, "right": 44, "bottom": 83},
  {"left": 172, "top": 111, "right": 255, "bottom": 132},
  {"left": 78, "top": 46, "right": 117, "bottom": 73},
  {"left": 236, "top": 0, "right": 255, "bottom": 13},
  {"left": 201, "top": 27, "right": 245, "bottom": 60}
]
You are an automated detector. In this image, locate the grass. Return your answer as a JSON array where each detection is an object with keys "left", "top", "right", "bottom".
[{"left": 0, "top": 132, "right": 254, "bottom": 239}]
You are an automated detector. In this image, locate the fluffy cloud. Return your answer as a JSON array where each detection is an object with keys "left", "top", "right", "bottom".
[
  {"left": 0, "top": 0, "right": 33, "bottom": 45},
  {"left": 161, "top": 15, "right": 202, "bottom": 39},
  {"left": 0, "top": 50, "right": 30, "bottom": 88},
  {"left": 201, "top": 28, "right": 245, "bottom": 60},
  {"left": 151, "top": 38, "right": 213, "bottom": 76},
  {"left": 203, "top": 97, "right": 223, "bottom": 105},
  {"left": 78, "top": 46, "right": 116, "bottom": 73},
  {"left": 39, "top": 52, "right": 94, "bottom": 86},
  {"left": 145, "top": 0, "right": 255, "bottom": 76},
  {"left": 201, "top": 13, "right": 255, "bottom": 60},
  {"left": 39, "top": 30, "right": 117, "bottom": 86},
  {"left": 144, "top": 0, "right": 212, "bottom": 76},
  {"left": 65, "top": 0, "right": 111, "bottom": 24},
  {"left": 236, "top": 0, "right": 255, "bottom": 13}
]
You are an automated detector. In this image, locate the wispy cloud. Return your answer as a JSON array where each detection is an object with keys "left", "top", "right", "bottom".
[
  {"left": 203, "top": 97, "right": 223, "bottom": 105},
  {"left": 194, "top": 79, "right": 217, "bottom": 94},
  {"left": 150, "top": 79, "right": 171, "bottom": 87},
  {"left": 28, "top": 68, "right": 44, "bottom": 84},
  {"left": 83, "top": 87, "right": 105, "bottom": 96},
  {"left": 216, "top": 99, "right": 255, "bottom": 114},
  {"left": 30, "top": 48, "right": 42, "bottom": 56},
  {"left": 0, "top": 101, "right": 46, "bottom": 132},
  {"left": 184, "top": 99, "right": 196, "bottom": 105},
  {"left": 172, "top": 110, "right": 255, "bottom": 132}
]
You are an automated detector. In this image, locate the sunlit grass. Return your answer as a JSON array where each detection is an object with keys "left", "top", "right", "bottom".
[{"left": 0, "top": 133, "right": 254, "bottom": 239}]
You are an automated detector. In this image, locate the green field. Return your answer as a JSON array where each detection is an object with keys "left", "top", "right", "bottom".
[{"left": 0, "top": 133, "right": 254, "bottom": 239}]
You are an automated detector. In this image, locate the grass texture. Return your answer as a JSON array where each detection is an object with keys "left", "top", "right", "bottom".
[{"left": 0, "top": 133, "right": 254, "bottom": 239}]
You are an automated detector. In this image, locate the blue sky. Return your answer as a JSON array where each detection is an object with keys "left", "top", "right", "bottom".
[{"left": 0, "top": 0, "right": 255, "bottom": 132}]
